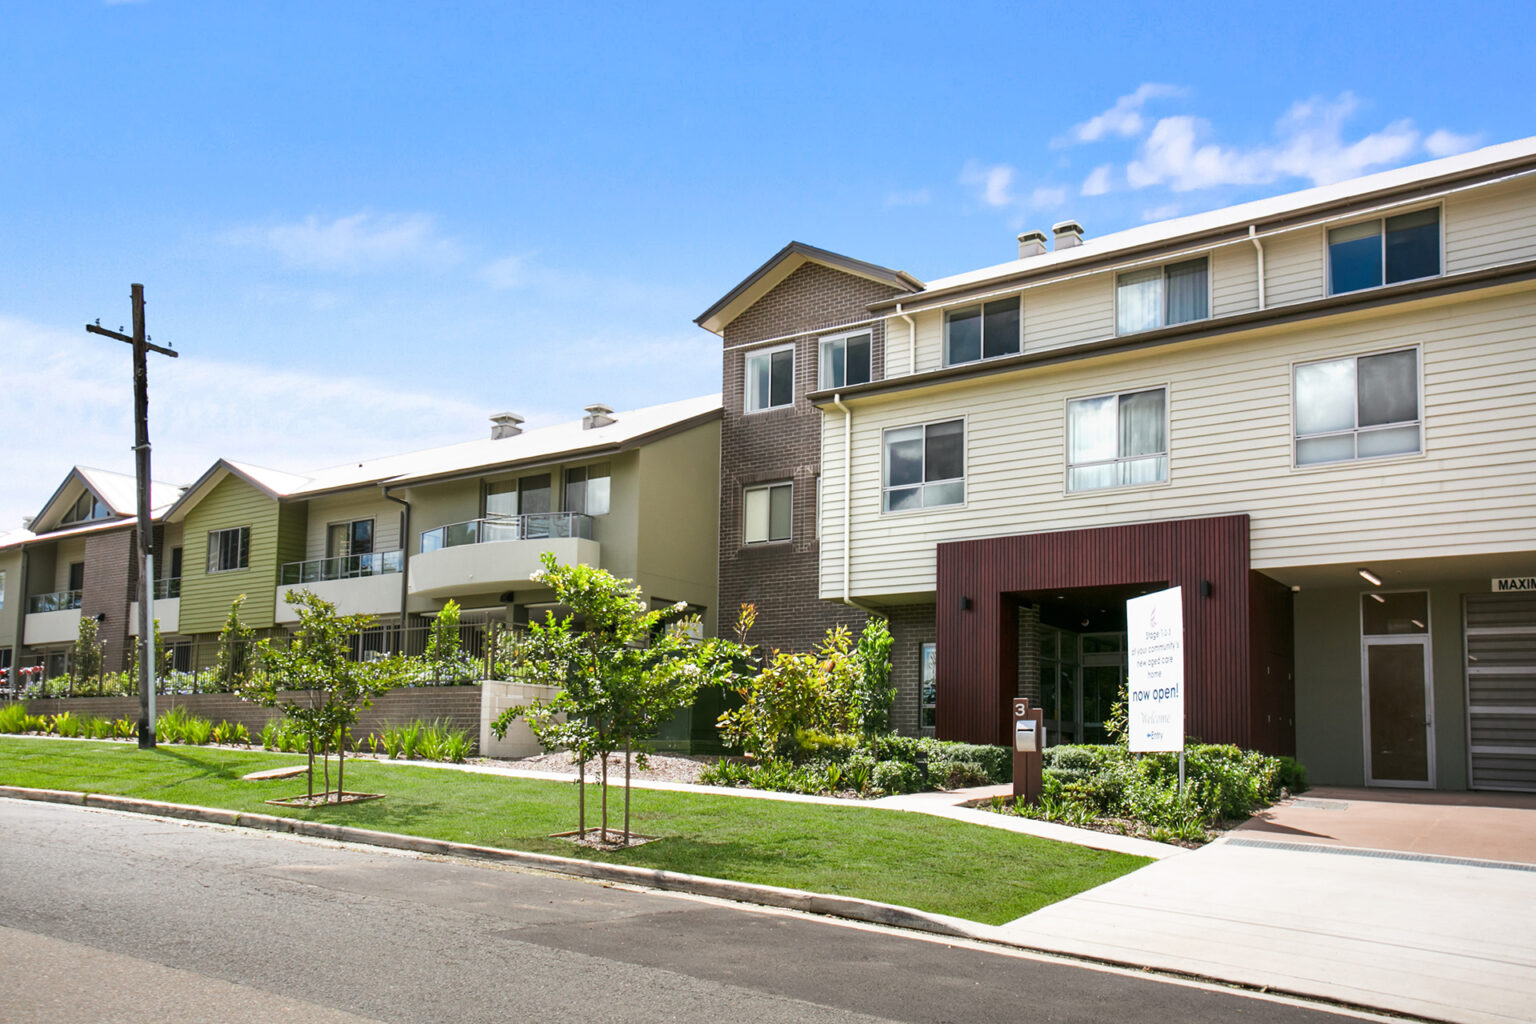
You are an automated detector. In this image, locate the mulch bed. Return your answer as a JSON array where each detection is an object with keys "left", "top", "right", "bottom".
[{"left": 266, "top": 792, "right": 383, "bottom": 808}]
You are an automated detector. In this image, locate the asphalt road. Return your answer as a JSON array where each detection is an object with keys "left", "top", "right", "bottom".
[{"left": 0, "top": 798, "right": 1365, "bottom": 1024}]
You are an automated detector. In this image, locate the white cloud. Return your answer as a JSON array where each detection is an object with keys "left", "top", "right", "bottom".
[
  {"left": 1028, "top": 186, "right": 1068, "bottom": 209},
  {"left": 960, "top": 161, "right": 1017, "bottom": 207},
  {"left": 226, "top": 211, "right": 461, "bottom": 272},
  {"left": 1141, "top": 204, "right": 1181, "bottom": 222},
  {"left": 0, "top": 315, "right": 486, "bottom": 532},
  {"left": 883, "top": 188, "right": 932, "bottom": 208},
  {"left": 479, "top": 253, "right": 534, "bottom": 290},
  {"left": 1067, "top": 83, "right": 1186, "bottom": 144},
  {"left": 1125, "top": 94, "right": 1440, "bottom": 192},
  {"left": 1425, "top": 128, "right": 1481, "bottom": 158},
  {"left": 1081, "top": 164, "right": 1114, "bottom": 196}
]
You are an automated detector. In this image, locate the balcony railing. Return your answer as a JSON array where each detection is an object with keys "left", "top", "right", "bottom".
[
  {"left": 420, "top": 513, "right": 594, "bottom": 552},
  {"left": 279, "top": 550, "right": 405, "bottom": 586},
  {"left": 28, "top": 589, "right": 82, "bottom": 614},
  {"left": 153, "top": 577, "right": 181, "bottom": 600}
]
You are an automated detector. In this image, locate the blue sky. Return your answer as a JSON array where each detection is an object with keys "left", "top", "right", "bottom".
[{"left": 3, "top": 0, "right": 1533, "bottom": 530}]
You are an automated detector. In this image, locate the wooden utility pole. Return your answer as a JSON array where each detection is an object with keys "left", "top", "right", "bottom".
[{"left": 87, "top": 285, "right": 178, "bottom": 748}]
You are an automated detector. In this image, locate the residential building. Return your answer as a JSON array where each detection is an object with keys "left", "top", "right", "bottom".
[
  {"left": 696, "top": 243, "right": 923, "bottom": 660},
  {"left": 1, "top": 467, "right": 182, "bottom": 680},
  {"left": 725, "top": 138, "right": 1536, "bottom": 791}
]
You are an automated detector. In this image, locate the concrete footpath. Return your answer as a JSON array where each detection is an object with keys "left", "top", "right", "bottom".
[{"left": 1003, "top": 820, "right": 1536, "bottom": 1024}]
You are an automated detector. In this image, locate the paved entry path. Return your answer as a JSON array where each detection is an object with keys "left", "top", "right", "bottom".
[{"left": 998, "top": 792, "right": 1536, "bottom": 1024}]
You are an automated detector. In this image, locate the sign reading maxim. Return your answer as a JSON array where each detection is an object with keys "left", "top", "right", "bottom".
[
  {"left": 1126, "top": 586, "right": 1185, "bottom": 753},
  {"left": 1492, "top": 577, "right": 1536, "bottom": 593}
]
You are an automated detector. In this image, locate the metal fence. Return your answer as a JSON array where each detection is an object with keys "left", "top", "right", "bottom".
[{"left": 1, "top": 620, "right": 528, "bottom": 701}]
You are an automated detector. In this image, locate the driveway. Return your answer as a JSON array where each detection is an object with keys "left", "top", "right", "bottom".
[{"left": 998, "top": 788, "right": 1536, "bottom": 1024}]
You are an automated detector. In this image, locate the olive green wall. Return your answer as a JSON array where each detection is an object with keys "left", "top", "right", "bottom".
[
  {"left": 636, "top": 421, "right": 721, "bottom": 637},
  {"left": 0, "top": 548, "right": 21, "bottom": 646},
  {"left": 178, "top": 474, "right": 283, "bottom": 634},
  {"left": 1295, "top": 581, "right": 1473, "bottom": 790}
]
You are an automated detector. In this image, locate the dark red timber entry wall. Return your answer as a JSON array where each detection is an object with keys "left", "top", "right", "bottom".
[{"left": 934, "top": 514, "right": 1294, "bottom": 753}]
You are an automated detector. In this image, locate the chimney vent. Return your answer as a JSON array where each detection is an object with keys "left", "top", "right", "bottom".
[
  {"left": 489, "top": 411, "right": 524, "bottom": 440},
  {"left": 1052, "top": 220, "right": 1084, "bottom": 250},
  {"left": 1017, "top": 230, "right": 1048, "bottom": 259},
  {"left": 583, "top": 403, "right": 616, "bottom": 430},
  {"left": 21, "top": 516, "right": 33, "bottom": 529}
]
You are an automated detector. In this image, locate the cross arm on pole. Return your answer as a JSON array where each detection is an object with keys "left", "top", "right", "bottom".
[{"left": 85, "top": 323, "right": 179, "bottom": 358}]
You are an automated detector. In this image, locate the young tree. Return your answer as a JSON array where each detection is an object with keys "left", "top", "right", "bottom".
[
  {"left": 212, "top": 594, "right": 257, "bottom": 692},
  {"left": 126, "top": 619, "right": 167, "bottom": 691},
  {"left": 492, "top": 552, "right": 736, "bottom": 844},
  {"left": 71, "top": 614, "right": 105, "bottom": 696},
  {"left": 242, "top": 591, "right": 405, "bottom": 802},
  {"left": 424, "top": 598, "right": 469, "bottom": 684},
  {"left": 852, "top": 617, "right": 896, "bottom": 735}
]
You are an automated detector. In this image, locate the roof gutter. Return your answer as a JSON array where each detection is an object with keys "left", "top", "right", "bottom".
[
  {"left": 897, "top": 303, "right": 917, "bottom": 375},
  {"left": 1249, "top": 225, "right": 1266, "bottom": 310}
]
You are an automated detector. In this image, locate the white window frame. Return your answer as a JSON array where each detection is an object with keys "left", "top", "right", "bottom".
[
  {"left": 1290, "top": 345, "right": 1424, "bottom": 470},
  {"left": 742, "top": 481, "right": 792, "bottom": 545},
  {"left": 1114, "top": 257, "right": 1211, "bottom": 336},
  {"left": 1063, "top": 385, "right": 1171, "bottom": 494},
  {"left": 563, "top": 462, "right": 612, "bottom": 517},
  {"left": 1325, "top": 204, "right": 1444, "bottom": 296},
  {"left": 743, "top": 342, "right": 796, "bottom": 414},
  {"left": 207, "top": 525, "right": 251, "bottom": 574},
  {"left": 881, "top": 417, "right": 967, "bottom": 514},
  {"left": 943, "top": 296, "right": 1021, "bottom": 367},
  {"left": 325, "top": 518, "right": 375, "bottom": 558},
  {"left": 818, "top": 329, "right": 873, "bottom": 390}
]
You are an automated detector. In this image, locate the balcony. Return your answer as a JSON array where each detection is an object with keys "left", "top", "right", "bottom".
[
  {"left": 276, "top": 550, "right": 406, "bottom": 622},
  {"left": 25, "top": 590, "right": 82, "bottom": 645},
  {"left": 411, "top": 513, "right": 599, "bottom": 599},
  {"left": 154, "top": 577, "right": 181, "bottom": 600}
]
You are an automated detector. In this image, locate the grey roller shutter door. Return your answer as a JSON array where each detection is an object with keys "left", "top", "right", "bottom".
[{"left": 1465, "top": 593, "right": 1536, "bottom": 792}]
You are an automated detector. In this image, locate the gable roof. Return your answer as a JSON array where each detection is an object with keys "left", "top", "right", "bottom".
[
  {"left": 695, "top": 241, "right": 923, "bottom": 334},
  {"left": 161, "top": 393, "right": 723, "bottom": 520},
  {"left": 29, "top": 466, "right": 181, "bottom": 535}
]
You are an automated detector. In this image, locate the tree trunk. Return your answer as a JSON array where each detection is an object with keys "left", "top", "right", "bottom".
[
  {"left": 337, "top": 729, "right": 345, "bottom": 798},
  {"left": 624, "top": 739, "right": 632, "bottom": 847},
  {"left": 577, "top": 755, "right": 587, "bottom": 838},
  {"left": 306, "top": 735, "right": 314, "bottom": 802},
  {"left": 322, "top": 735, "right": 331, "bottom": 800}
]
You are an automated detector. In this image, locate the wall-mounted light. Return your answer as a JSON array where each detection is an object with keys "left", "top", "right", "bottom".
[
  {"left": 1199, "top": 580, "right": 1212, "bottom": 598},
  {"left": 959, "top": 596, "right": 972, "bottom": 612},
  {"left": 1290, "top": 585, "right": 1302, "bottom": 593},
  {"left": 1358, "top": 568, "right": 1383, "bottom": 586}
]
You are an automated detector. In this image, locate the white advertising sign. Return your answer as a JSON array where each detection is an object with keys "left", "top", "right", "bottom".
[
  {"left": 1492, "top": 576, "right": 1536, "bottom": 593},
  {"left": 1126, "top": 586, "right": 1185, "bottom": 753}
]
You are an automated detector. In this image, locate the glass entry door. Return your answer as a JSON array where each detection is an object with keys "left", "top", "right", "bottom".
[
  {"left": 1041, "top": 629, "right": 1125, "bottom": 745},
  {"left": 1361, "top": 591, "right": 1434, "bottom": 788}
]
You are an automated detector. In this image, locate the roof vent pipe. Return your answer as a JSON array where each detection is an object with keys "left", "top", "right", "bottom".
[
  {"left": 1017, "top": 230, "right": 1048, "bottom": 258},
  {"left": 1052, "top": 220, "right": 1084, "bottom": 250},
  {"left": 489, "top": 412, "right": 524, "bottom": 439},
  {"left": 583, "top": 403, "right": 616, "bottom": 430}
]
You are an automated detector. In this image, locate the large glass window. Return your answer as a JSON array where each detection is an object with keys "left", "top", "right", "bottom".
[
  {"left": 1067, "top": 388, "right": 1168, "bottom": 491},
  {"left": 920, "top": 642, "right": 937, "bottom": 729},
  {"left": 61, "top": 491, "right": 110, "bottom": 525},
  {"left": 819, "top": 331, "right": 871, "bottom": 389},
  {"left": 945, "top": 297, "right": 1020, "bottom": 366},
  {"left": 744, "top": 344, "right": 795, "bottom": 412},
  {"left": 883, "top": 419, "right": 965, "bottom": 512},
  {"left": 743, "top": 482, "right": 791, "bottom": 544},
  {"left": 564, "top": 463, "right": 611, "bottom": 516},
  {"left": 485, "top": 474, "right": 552, "bottom": 517},
  {"left": 207, "top": 526, "right": 250, "bottom": 573},
  {"left": 1329, "top": 208, "right": 1440, "bottom": 295},
  {"left": 1294, "top": 349, "right": 1420, "bottom": 465},
  {"left": 326, "top": 519, "right": 374, "bottom": 558},
  {"left": 1116, "top": 257, "right": 1208, "bottom": 334}
]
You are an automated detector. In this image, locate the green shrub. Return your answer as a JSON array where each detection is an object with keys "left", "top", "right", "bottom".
[
  {"left": 155, "top": 706, "right": 215, "bottom": 745},
  {"left": 871, "top": 759, "right": 922, "bottom": 795},
  {"left": 210, "top": 720, "right": 251, "bottom": 746},
  {"left": 0, "top": 703, "right": 29, "bottom": 734},
  {"left": 260, "top": 717, "right": 308, "bottom": 753}
]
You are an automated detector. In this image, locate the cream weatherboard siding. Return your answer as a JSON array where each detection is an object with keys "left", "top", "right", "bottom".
[
  {"left": 1210, "top": 243, "right": 1259, "bottom": 317},
  {"left": 299, "top": 492, "right": 404, "bottom": 562},
  {"left": 178, "top": 475, "right": 285, "bottom": 633},
  {"left": 1445, "top": 176, "right": 1536, "bottom": 273},
  {"left": 821, "top": 284, "right": 1536, "bottom": 600}
]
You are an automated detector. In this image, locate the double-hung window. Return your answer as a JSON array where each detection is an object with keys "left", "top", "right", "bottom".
[
  {"left": 945, "top": 297, "right": 1020, "bottom": 366},
  {"left": 744, "top": 344, "right": 794, "bottom": 412},
  {"left": 819, "top": 331, "right": 871, "bottom": 389},
  {"left": 207, "top": 526, "right": 250, "bottom": 573},
  {"left": 1294, "top": 348, "right": 1420, "bottom": 465},
  {"left": 883, "top": 419, "right": 965, "bottom": 512},
  {"left": 564, "top": 463, "right": 611, "bottom": 516},
  {"left": 1328, "top": 209, "right": 1440, "bottom": 295},
  {"left": 743, "top": 482, "right": 791, "bottom": 544},
  {"left": 1116, "top": 257, "right": 1208, "bottom": 334},
  {"left": 1067, "top": 387, "right": 1168, "bottom": 491}
]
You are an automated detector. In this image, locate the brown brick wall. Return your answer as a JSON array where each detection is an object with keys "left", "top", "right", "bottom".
[
  {"left": 887, "top": 603, "right": 936, "bottom": 737},
  {"left": 81, "top": 528, "right": 137, "bottom": 673},
  {"left": 719, "top": 261, "right": 905, "bottom": 657}
]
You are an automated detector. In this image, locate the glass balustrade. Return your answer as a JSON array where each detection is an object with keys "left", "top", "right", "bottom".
[
  {"left": 419, "top": 512, "right": 594, "bottom": 552},
  {"left": 278, "top": 549, "right": 405, "bottom": 586}
]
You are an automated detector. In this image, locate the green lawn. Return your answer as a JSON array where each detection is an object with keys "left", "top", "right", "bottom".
[{"left": 0, "top": 737, "right": 1147, "bottom": 925}]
